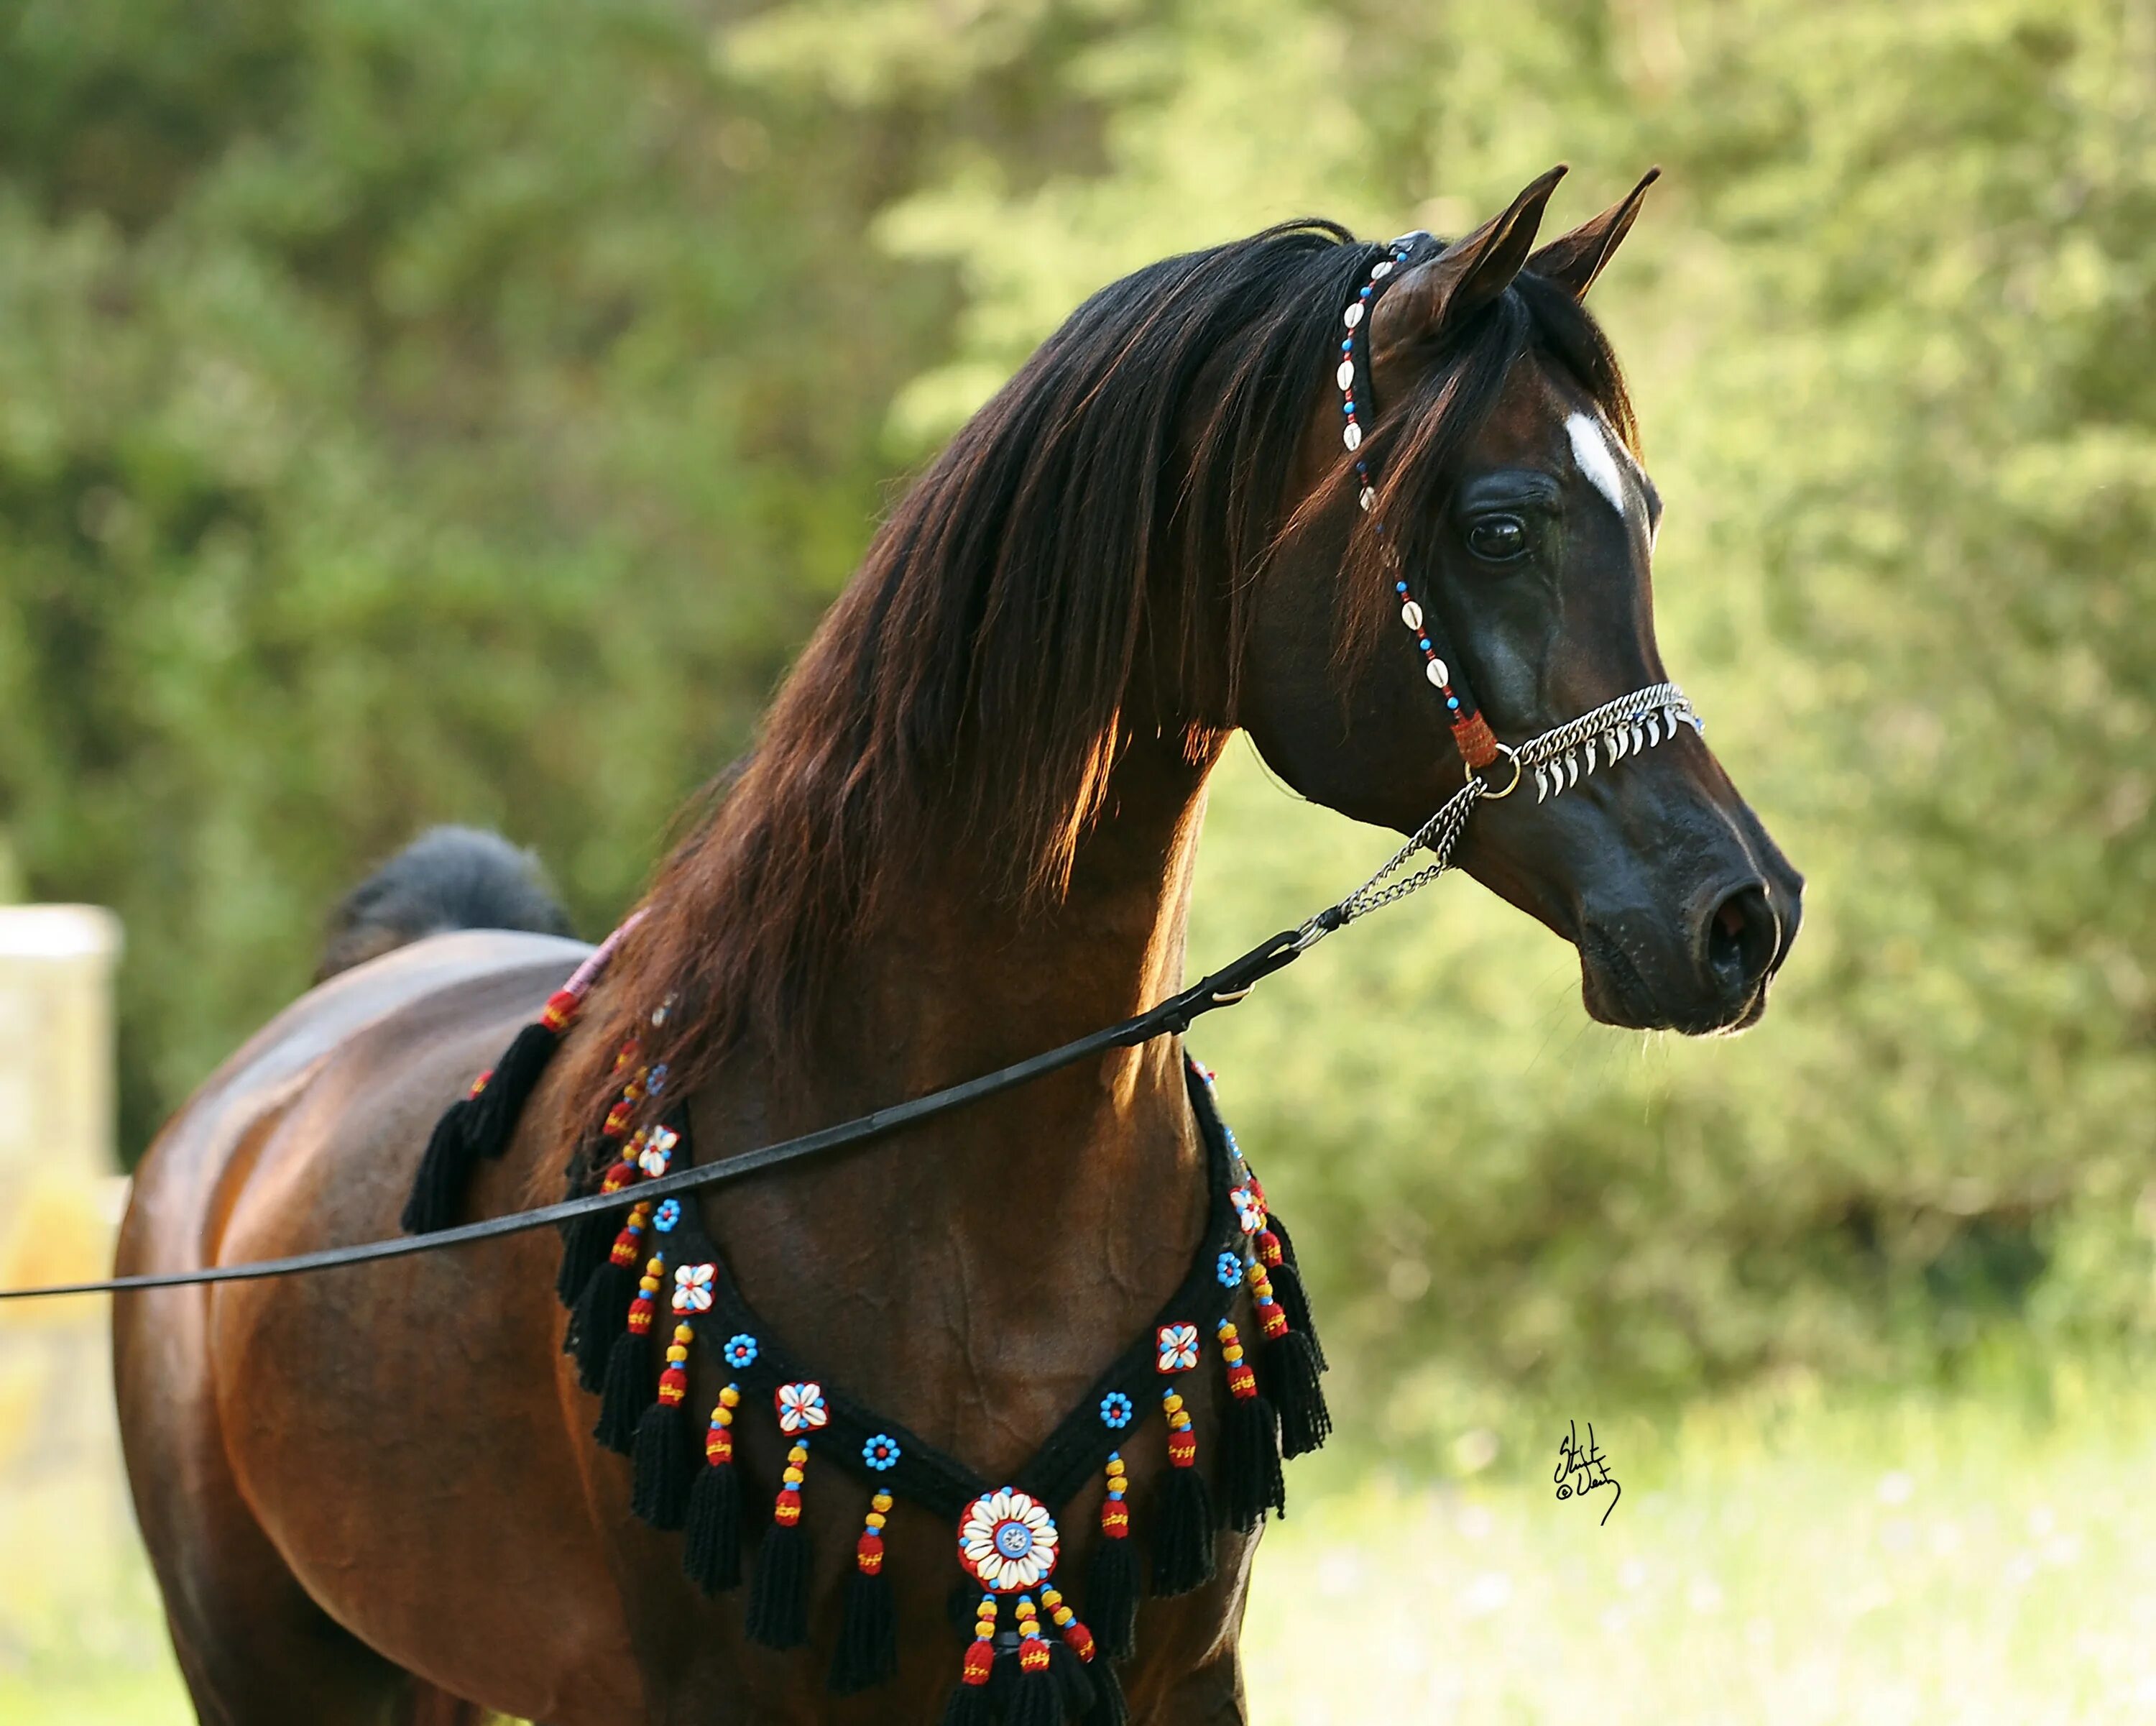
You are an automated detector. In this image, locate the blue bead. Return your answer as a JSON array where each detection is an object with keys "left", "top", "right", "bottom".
[
  {"left": 1419, "top": 638, "right": 1431, "bottom": 650},
  {"left": 1447, "top": 697, "right": 1460, "bottom": 710},
  {"left": 1395, "top": 580, "right": 1408, "bottom": 593}
]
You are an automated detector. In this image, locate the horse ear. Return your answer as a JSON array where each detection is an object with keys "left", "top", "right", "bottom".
[
  {"left": 1370, "top": 165, "right": 1567, "bottom": 371},
  {"left": 1525, "top": 167, "right": 1660, "bottom": 300}
]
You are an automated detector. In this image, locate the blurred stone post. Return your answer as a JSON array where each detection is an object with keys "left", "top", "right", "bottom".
[{"left": 0, "top": 905, "right": 133, "bottom": 1656}]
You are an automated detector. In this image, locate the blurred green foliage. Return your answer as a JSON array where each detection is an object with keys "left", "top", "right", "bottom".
[{"left": 1, "top": 0, "right": 2149, "bottom": 1437}]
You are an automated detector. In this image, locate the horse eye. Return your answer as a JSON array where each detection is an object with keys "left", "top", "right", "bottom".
[{"left": 1466, "top": 515, "right": 1529, "bottom": 562}]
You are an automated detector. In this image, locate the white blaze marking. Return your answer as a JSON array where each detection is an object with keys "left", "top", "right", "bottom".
[{"left": 1565, "top": 411, "right": 1630, "bottom": 519}]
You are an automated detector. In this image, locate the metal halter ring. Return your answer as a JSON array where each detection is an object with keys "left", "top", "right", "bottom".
[{"left": 1470, "top": 741, "right": 1522, "bottom": 800}]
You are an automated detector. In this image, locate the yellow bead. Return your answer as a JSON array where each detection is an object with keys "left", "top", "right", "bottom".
[
  {"left": 872, "top": 1492, "right": 893, "bottom": 1511},
  {"left": 783, "top": 1467, "right": 803, "bottom": 1485},
  {"left": 865, "top": 1512, "right": 886, "bottom": 1529},
  {"left": 788, "top": 1443, "right": 808, "bottom": 1463},
  {"left": 719, "top": 1386, "right": 740, "bottom": 1408},
  {"left": 674, "top": 1323, "right": 694, "bottom": 1342},
  {"left": 665, "top": 1346, "right": 688, "bottom": 1364},
  {"left": 1162, "top": 1393, "right": 1184, "bottom": 1414}
]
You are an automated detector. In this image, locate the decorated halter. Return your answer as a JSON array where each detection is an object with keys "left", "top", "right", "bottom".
[{"left": 1328, "top": 232, "right": 1703, "bottom": 820}]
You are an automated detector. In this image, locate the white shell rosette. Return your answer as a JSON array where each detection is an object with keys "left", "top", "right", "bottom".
[
  {"left": 1156, "top": 1322, "right": 1199, "bottom": 1375},
  {"left": 775, "top": 1381, "right": 829, "bottom": 1433},
  {"left": 671, "top": 1262, "right": 715, "bottom": 1313},
  {"left": 957, "top": 1487, "right": 1059, "bottom": 1594},
  {"left": 1230, "top": 1180, "right": 1265, "bottom": 1235},
  {"left": 637, "top": 1124, "right": 679, "bottom": 1178}
]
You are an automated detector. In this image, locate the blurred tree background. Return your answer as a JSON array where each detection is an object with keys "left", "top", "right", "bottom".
[{"left": 1, "top": 0, "right": 2149, "bottom": 1456}]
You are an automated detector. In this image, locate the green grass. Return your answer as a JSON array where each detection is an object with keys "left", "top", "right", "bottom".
[
  {"left": 1246, "top": 1372, "right": 2156, "bottom": 1723},
  {"left": 5, "top": 1377, "right": 2150, "bottom": 1723}
]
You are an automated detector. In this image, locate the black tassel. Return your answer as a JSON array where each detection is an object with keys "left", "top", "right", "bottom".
[
  {"left": 1049, "top": 1639, "right": 1097, "bottom": 1715},
  {"left": 1084, "top": 1658, "right": 1129, "bottom": 1726},
  {"left": 400, "top": 1096, "right": 478, "bottom": 1234},
  {"left": 1266, "top": 1258, "right": 1325, "bottom": 1370},
  {"left": 1266, "top": 1218, "right": 1327, "bottom": 1370},
  {"left": 1084, "top": 1533, "right": 1140, "bottom": 1661},
  {"left": 630, "top": 1400, "right": 697, "bottom": 1530},
  {"left": 556, "top": 1208, "right": 617, "bottom": 1308},
  {"left": 458, "top": 1019, "right": 563, "bottom": 1160},
  {"left": 1151, "top": 1464, "right": 1215, "bottom": 1596},
  {"left": 572, "top": 1259, "right": 637, "bottom": 1392},
  {"left": 745, "top": 1520, "right": 811, "bottom": 1651},
  {"left": 1259, "top": 1328, "right": 1332, "bottom": 1459},
  {"left": 940, "top": 1678, "right": 997, "bottom": 1726},
  {"left": 1219, "top": 1392, "right": 1286, "bottom": 1533},
  {"left": 592, "top": 1329, "right": 650, "bottom": 1454},
  {"left": 1005, "top": 1654, "right": 1063, "bottom": 1726},
  {"left": 829, "top": 1566, "right": 898, "bottom": 1694},
  {"left": 681, "top": 1460, "right": 742, "bottom": 1594}
]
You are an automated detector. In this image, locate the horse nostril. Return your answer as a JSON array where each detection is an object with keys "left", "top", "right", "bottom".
[{"left": 1704, "top": 883, "right": 1777, "bottom": 999}]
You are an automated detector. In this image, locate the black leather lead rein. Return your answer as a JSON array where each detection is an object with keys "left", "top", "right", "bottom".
[
  {"left": 0, "top": 926, "right": 1312, "bottom": 1301},
  {"left": 0, "top": 679, "right": 1702, "bottom": 1303}
]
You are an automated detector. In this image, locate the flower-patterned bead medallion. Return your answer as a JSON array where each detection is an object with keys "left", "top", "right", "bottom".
[
  {"left": 862, "top": 1433, "right": 902, "bottom": 1471},
  {"left": 1099, "top": 1390, "right": 1133, "bottom": 1429},
  {"left": 653, "top": 1198, "right": 682, "bottom": 1232},
  {"left": 671, "top": 1262, "right": 715, "bottom": 1313},
  {"left": 637, "top": 1124, "right": 679, "bottom": 1178},
  {"left": 722, "top": 1333, "right": 758, "bottom": 1369},
  {"left": 1230, "top": 1181, "right": 1265, "bottom": 1236},
  {"left": 775, "top": 1381, "right": 828, "bottom": 1433},
  {"left": 1216, "top": 1250, "right": 1243, "bottom": 1287},
  {"left": 1156, "top": 1323, "right": 1199, "bottom": 1375},
  {"left": 957, "top": 1487, "right": 1059, "bottom": 1593}
]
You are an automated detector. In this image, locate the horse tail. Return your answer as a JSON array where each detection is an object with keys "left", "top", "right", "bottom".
[{"left": 316, "top": 826, "right": 573, "bottom": 981}]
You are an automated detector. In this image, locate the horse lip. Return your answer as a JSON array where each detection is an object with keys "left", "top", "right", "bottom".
[{"left": 1577, "top": 919, "right": 1774, "bottom": 1036}]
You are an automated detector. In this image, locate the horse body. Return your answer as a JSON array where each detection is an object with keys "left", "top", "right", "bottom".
[
  {"left": 116, "top": 175, "right": 1802, "bottom": 1724},
  {"left": 121, "top": 741, "right": 1249, "bottom": 1723}
]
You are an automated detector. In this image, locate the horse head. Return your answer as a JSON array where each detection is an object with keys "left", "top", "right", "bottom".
[{"left": 1239, "top": 168, "right": 1802, "bottom": 1034}]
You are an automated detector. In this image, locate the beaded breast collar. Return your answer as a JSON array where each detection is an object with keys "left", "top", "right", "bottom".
[{"left": 548, "top": 1045, "right": 1318, "bottom": 1720}]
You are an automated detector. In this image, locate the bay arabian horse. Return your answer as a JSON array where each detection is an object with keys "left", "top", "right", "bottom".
[{"left": 114, "top": 169, "right": 1800, "bottom": 1723}]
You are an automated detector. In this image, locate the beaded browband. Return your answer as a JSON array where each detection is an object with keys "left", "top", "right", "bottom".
[{"left": 1338, "top": 230, "right": 1508, "bottom": 771}]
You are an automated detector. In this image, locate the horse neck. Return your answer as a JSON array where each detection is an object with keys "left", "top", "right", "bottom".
[
  {"left": 814, "top": 722, "right": 1220, "bottom": 1180},
  {"left": 695, "top": 725, "right": 1227, "bottom": 1464}
]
